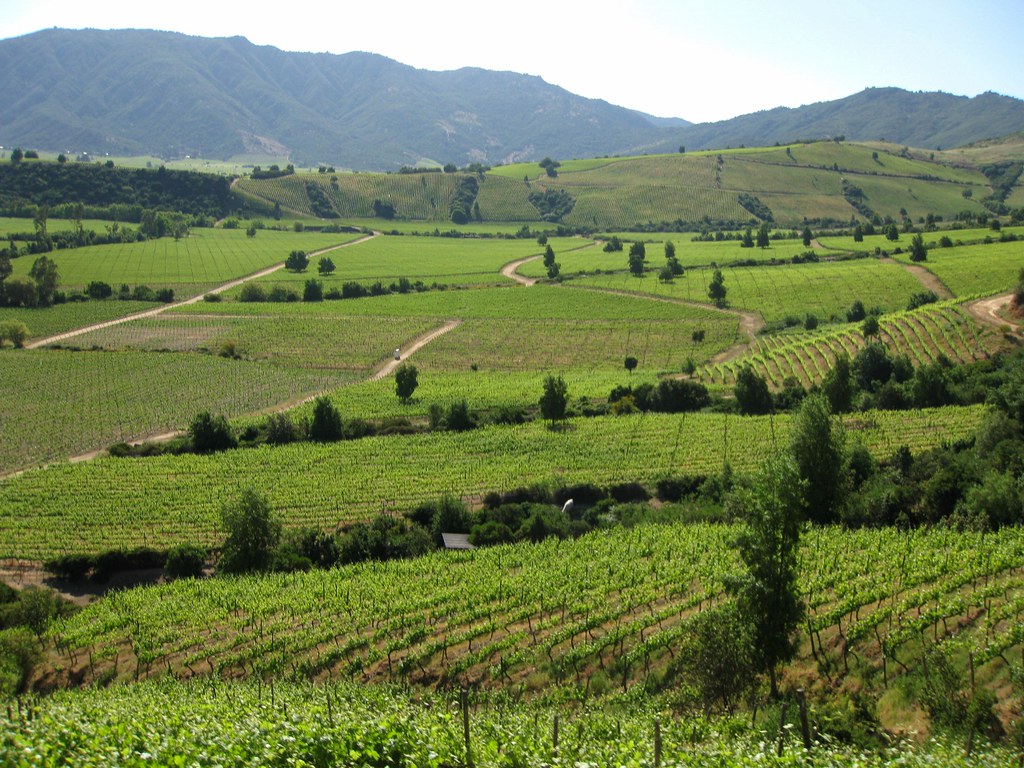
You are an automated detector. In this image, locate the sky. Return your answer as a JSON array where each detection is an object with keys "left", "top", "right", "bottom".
[{"left": 2, "top": 0, "right": 1022, "bottom": 124}]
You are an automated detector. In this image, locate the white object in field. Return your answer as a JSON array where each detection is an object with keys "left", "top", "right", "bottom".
[
  {"left": 562, "top": 499, "right": 574, "bottom": 515},
  {"left": 394, "top": 348, "right": 401, "bottom": 360}
]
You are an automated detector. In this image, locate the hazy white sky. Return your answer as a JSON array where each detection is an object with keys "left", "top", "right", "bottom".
[{"left": 2, "top": 0, "right": 1022, "bottom": 123}]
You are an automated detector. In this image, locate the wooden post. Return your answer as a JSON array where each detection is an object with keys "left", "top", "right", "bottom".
[
  {"left": 461, "top": 687, "right": 473, "bottom": 768},
  {"left": 776, "top": 701, "right": 788, "bottom": 758},
  {"left": 654, "top": 717, "right": 662, "bottom": 768},
  {"left": 969, "top": 651, "right": 976, "bottom": 692},
  {"left": 797, "top": 689, "right": 811, "bottom": 751},
  {"left": 552, "top": 714, "right": 559, "bottom": 757}
]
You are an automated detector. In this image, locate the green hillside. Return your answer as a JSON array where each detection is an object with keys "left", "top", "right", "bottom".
[{"left": 237, "top": 141, "right": 1002, "bottom": 229}]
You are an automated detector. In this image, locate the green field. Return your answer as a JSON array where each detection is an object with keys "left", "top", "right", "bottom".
[
  {"left": 571, "top": 258, "right": 924, "bottom": 325},
  {"left": 891, "top": 239, "right": 1024, "bottom": 296},
  {"left": 0, "top": 300, "right": 156, "bottom": 340},
  {"left": 0, "top": 349, "right": 360, "bottom": 474},
  {"left": 7, "top": 228, "right": 365, "bottom": 295},
  {"left": 0, "top": 405, "right": 985, "bottom": 559},
  {"left": 248, "top": 234, "right": 586, "bottom": 286}
]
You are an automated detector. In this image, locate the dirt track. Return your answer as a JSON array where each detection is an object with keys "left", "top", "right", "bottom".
[
  {"left": 26, "top": 233, "right": 378, "bottom": 349},
  {"left": 966, "top": 292, "right": 1021, "bottom": 334}
]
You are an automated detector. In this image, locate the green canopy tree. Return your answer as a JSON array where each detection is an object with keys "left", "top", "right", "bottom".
[{"left": 726, "top": 455, "right": 806, "bottom": 699}]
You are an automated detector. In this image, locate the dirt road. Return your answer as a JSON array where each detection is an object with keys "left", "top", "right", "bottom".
[{"left": 26, "top": 232, "right": 378, "bottom": 349}]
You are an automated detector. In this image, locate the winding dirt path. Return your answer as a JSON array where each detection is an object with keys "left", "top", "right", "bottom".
[
  {"left": 562, "top": 284, "right": 764, "bottom": 363},
  {"left": 25, "top": 233, "right": 378, "bottom": 349},
  {"left": 369, "top": 320, "right": 462, "bottom": 381},
  {"left": 879, "top": 256, "right": 953, "bottom": 300},
  {"left": 501, "top": 255, "right": 541, "bottom": 286},
  {"left": 967, "top": 292, "right": 1021, "bottom": 335}
]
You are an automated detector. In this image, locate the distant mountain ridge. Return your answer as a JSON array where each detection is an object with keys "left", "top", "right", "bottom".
[{"left": 1, "top": 28, "right": 1023, "bottom": 170}]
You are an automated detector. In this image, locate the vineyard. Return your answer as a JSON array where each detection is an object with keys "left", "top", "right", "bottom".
[
  {"left": 0, "top": 405, "right": 986, "bottom": 559},
  {"left": 0, "top": 349, "right": 361, "bottom": 474},
  {"left": 891, "top": 239, "right": 1024, "bottom": 297},
  {"left": 698, "top": 301, "right": 1003, "bottom": 387},
  {"left": 571, "top": 258, "right": 924, "bottom": 325},
  {"left": 0, "top": 300, "right": 155, "bottom": 340},
  {"left": 4, "top": 680, "right": 1013, "bottom": 766},
  {"left": 30, "top": 522, "right": 1024, "bottom": 752},
  {"left": 6, "top": 227, "right": 365, "bottom": 295}
]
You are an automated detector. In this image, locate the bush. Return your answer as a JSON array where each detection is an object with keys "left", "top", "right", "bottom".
[
  {"left": 264, "top": 412, "right": 300, "bottom": 444},
  {"left": 164, "top": 544, "right": 206, "bottom": 579},
  {"left": 0, "top": 628, "right": 41, "bottom": 696},
  {"left": 44, "top": 553, "right": 94, "bottom": 581},
  {"left": 188, "top": 411, "right": 237, "bottom": 453},
  {"left": 655, "top": 475, "right": 707, "bottom": 502},
  {"left": 238, "top": 283, "right": 266, "bottom": 302},
  {"left": 0, "top": 320, "right": 30, "bottom": 348},
  {"left": 85, "top": 281, "right": 113, "bottom": 299}
]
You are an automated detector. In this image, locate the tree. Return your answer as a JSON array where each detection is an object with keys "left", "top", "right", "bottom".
[
  {"left": 756, "top": 223, "right": 771, "bottom": 249},
  {"left": 602, "top": 236, "right": 622, "bottom": 253},
  {"left": 628, "top": 241, "right": 646, "bottom": 277},
  {"left": 546, "top": 261, "right": 560, "bottom": 279},
  {"left": 189, "top": 411, "right": 237, "bottom": 453},
  {"left": 790, "top": 393, "right": 847, "bottom": 524},
  {"left": 726, "top": 455, "right": 806, "bottom": 699},
  {"left": 801, "top": 226, "right": 813, "bottom": 247},
  {"left": 624, "top": 356, "right": 638, "bottom": 374},
  {"left": 862, "top": 314, "right": 880, "bottom": 337},
  {"left": 692, "top": 329, "right": 705, "bottom": 344},
  {"left": 246, "top": 223, "right": 257, "bottom": 238},
  {"left": 218, "top": 489, "right": 282, "bottom": 574},
  {"left": 909, "top": 232, "right": 928, "bottom": 262},
  {"left": 884, "top": 223, "right": 900, "bottom": 241},
  {"left": 708, "top": 269, "right": 727, "bottom": 307},
  {"left": 678, "top": 145, "right": 685, "bottom": 154},
  {"left": 303, "top": 278, "right": 323, "bottom": 302},
  {"left": 543, "top": 244, "right": 555, "bottom": 269},
  {"left": 10, "top": 147, "right": 23, "bottom": 164},
  {"left": 539, "top": 374, "right": 568, "bottom": 426},
  {"left": 285, "top": 250, "right": 309, "bottom": 272},
  {"left": 395, "top": 363, "right": 419, "bottom": 403},
  {"left": 664, "top": 240, "right": 676, "bottom": 260},
  {"left": 822, "top": 355, "right": 853, "bottom": 413},
  {"left": 29, "top": 256, "right": 59, "bottom": 307},
  {"left": 846, "top": 299, "right": 866, "bottom": 323},
  {"left": 853, "top": 223, "right": 864, "bottom": 242},
  {"left": 734, "top": 366, "right": 772, "bottom": 415},
  {"left": 57, "top": 153, "right": 67, "bottom": 164},
  {"left": 33, "top": 205, "right": 51, "bottom": 252},
  {"left": 310, "top": 396, "right": 343, "bottom": 441},
  {"left": 318, "top": 256, "right": 336, "bottom": 275},
  {"left": 740, "top": 228, "right": 754, "bottom": 248}
]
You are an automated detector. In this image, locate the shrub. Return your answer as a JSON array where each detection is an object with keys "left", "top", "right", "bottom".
[
  {"left": 309, "top": 396, "right": 343, "bottom": 442},
  {"left": 303, "top": 278, "right": 323, "bottom": 302},
  {"left": 0, "top": 320, "right": 30, "bottom": 348},
  {"left": 238, "top": 283, "right": 266, "bottom": 302},
  {"left": 218, "top": 489, "right": 281, "bottom": 574},
  {"left": 164, "top": 544, "right": 206, "bottom": 579},
  {"left": 188, "top": 411, "right": 237, "bottom": 453},
  {"left": 85, "top": 281, "right": 113, "bottom": 299}
]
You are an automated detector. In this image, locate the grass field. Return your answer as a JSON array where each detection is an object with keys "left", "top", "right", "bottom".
[
  {"left": 7, "top": 228, "right": 365, "bottom": 295},
  {"left": 571, "top": 258, "right": 924, "bottom": 325},
  {"left": 0, "top": 405, "right": 986, "bottom": 559}
]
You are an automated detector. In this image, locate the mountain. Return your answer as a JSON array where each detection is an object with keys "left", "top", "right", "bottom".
[
  {"left": 1, "top": 29, "right": 1023, "bottom": 170},
  {"left": 659, "top": 88, "right": 1024, "bottom": 154},
  {"left": 0, "top": 28, "right": 663, "bottom": 169}
]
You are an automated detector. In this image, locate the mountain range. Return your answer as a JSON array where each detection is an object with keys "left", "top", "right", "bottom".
[{"left": 2, "top": 28, "right": 1023, "bottom": 170}]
